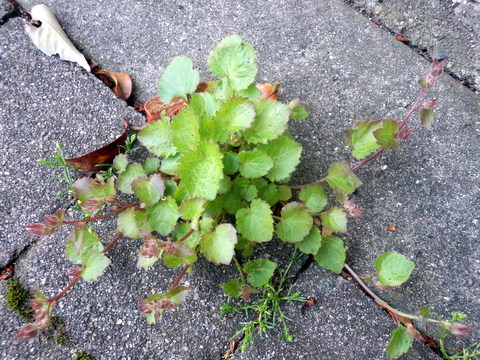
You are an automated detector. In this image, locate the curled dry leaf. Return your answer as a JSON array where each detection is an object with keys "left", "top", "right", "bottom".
[
  {"left": 92, "top": 68, "right": 133, "bottom": 100},
  {"left": 66, "top": 119, "right": 129, "bottom": 172},
  {"left": 257, "top": 82, "right": 280, "bottom": 101},
  {"left": 24, "top": 4, "right": 90, "bottom": 71},
  {"left": 144, "top": 97, "right": 186, "bottom": 122}
]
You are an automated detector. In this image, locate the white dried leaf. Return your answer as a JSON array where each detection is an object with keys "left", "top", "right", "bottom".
[{"left": 24, "top": 4, "right": 90, "bottom": 71}]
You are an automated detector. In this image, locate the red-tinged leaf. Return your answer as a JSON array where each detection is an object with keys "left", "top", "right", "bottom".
[
  {"left": 256, "top": 82, "right": 280, "bottom": 101},
  {"left": 92, "top": 68, "right": 133, "bottom": 100},
  {"left": 144, "top": 96, "right": 186, "bottom": 123},
  {"left": 0, "top": 265, "right": 13, "bottom": 281},
  {"left": 395, "top": 34, "right": 409, "bottom": 42},
  {"left": 195, "top": 81, "right": 218, "bottom": 93},
  {"left": 66, "top": 119, "right": 129, "bottom": 172}
]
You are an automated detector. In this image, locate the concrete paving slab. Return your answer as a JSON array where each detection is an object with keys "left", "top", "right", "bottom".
[{"left": 0, "top": 0, "right": 478, "bottom": 359}]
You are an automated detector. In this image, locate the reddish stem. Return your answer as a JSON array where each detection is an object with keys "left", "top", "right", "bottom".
[
  {"left": 64, "top": 201, "right": 140, "bottom": 225},
  {"left": 178, "top": 228, "right": 194, "bottom": 243},
  {"left": 48, "top": 276, "right": 80, "bottom": 303},
  {"left": 170, "top": 264, "right": 190, "bottom": 290},
  {"left": 351, "top": 148, "right": 385, "bottom": 172},
  {"left": 103, "top": 232, "right": 123, "bottom": 253}
]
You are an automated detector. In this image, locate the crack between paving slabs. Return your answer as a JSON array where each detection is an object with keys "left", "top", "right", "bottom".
[
  {"left": 0, "top": 0, "right": 26, "bottom": 26},
  {"left": 341, "top": 0, "right": 478, "bottom": 93}
]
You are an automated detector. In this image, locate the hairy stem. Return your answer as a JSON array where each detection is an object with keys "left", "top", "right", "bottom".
[
  {"left": 103, "top": 232, "right": 123, "bottom": 253},
  {"left": 63, "top": 201, "right": 140, "bottom": 225},
  {"left": 48, "top": 276, "right": 80, "bottom": 303},
  {"left": 169, "top": 264, "right": 190, "bottom": 290}
]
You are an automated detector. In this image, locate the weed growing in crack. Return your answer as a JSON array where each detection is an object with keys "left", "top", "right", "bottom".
[{"left": 18, "top": 35, "right": 476, "bottom": 358}]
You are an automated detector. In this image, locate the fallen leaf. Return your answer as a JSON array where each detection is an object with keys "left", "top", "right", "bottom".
[
  {"left": 387, "top": 225, "right": 396, "bottom": 231},
  {"left": 92, "top": 69, "right": 133, "bottom": 100},
  {"left": 24, "top": 4, "right": 90, "bottom": 71},
  {"left": 0, "top": 265, "right": 13, "bottom": 281},
  {"left": 195, "top": 81, "right": 218, "bottom": 93},
  {"left": 373, "top": 20, "right": 382, "bottom": 26},
  {"left": 395, "top": 34, "right": 409, "bottom": 42},
  {"left": 256, "top": 82, "right": 280, "bottom": 101},
  {"left": 66, "top": 119, "right": 129, "bottom": 172},
  {"left": 144, "top": 96, "right": 185, "bottom": 122}
]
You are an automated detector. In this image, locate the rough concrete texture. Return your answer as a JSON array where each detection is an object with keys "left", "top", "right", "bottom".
[
  {"left": 346, "top": 0, "right": 480, "bottom": 92},
  {"left": 0, "top": 0, "right": 479, "bottom": 359}
]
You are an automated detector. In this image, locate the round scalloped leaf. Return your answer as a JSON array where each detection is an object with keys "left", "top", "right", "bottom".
[
  {"left": 243, "top": 99, "right": 290, "bottom": 144},
  {"left": 138, "top": 120, "right": 177, "bottom": 158},
  {"left": 243, "top": 258, "right": 277, "bottom": 288},
  {"left": 146, "top": 196, "right": 179, "bottom": 236},
  {"left": 65, "top": 227, "right": 103, "bottom": 265},
  {"left": 258, "top": 183, "right": 280, "bottom": 206},
  {"left": 116, "top": 163, "right": 146, "bottom": 195},
  {"left": 374, "top": 251, "right": 415, "bottom": 287},
  {"left": 144, "top": 157, "right": 160, "bottom": 173},
  {"left": 288, "top": 100, "right": 309, "bottom": 121},
  {"left": 189, "top": 92, "right": 220, "bottom": 118},
  {"left": 160, "top": 153, "right": 182, "bottom": 175},
  {"left": 171, "top": 108, "right": 200, "bottom": 153},
  {"left": 81, "top": 252, "right": 111, "bottom": 282},
  {"left": 276, "top": 202, "right": 313, "bottom": 243},
  {"left": 325, "top": 162, "right": 362, "bottom": 195},
  {"left": 314, "top": 235, "right": 346, "bottom": 274},
  {"left": 132, "top": 174, "right": 165, "bottom": 208},
  {"left": 73, "top": 177, "right": 115, "bottom": 204},
  {"left": 321, "top": 207, "right": 347, "bottom": 234},
  {"left": 117, "top": 209, "right": 152, "bottom": 240},
  {"left": 373, "top": 119, "right": 400, "bottom": 150},
  {"left": 386, "top": 326, "right": 413, "bottom": 358},
  {"left": 236, "top": 199, "right": 274, "bottom": 243},
  {"left": 296, "top": 225, "right": 322, "bottom": 255},
  {"left": 238, "top": 150, "right": 273, "bottom": 179},
  {"left": 112, "top": 154, "right": 128, "bottom": 173},
  {"left": 200, "top": 224, "right": 237, "bottom": 265},
  {"left": 216, "top": 97, "right": 256, "bottom": 135},
  {"left": 220, "top": 280, "right": 243, "bottom": 298},
  {"left": 258, "top": 136, "right": 302, "bottom": 182},
  {"left": 157, "top": 56, "right": 200, "bottom": 103},
  {"left": 222, "top": 152, "right": 239, "bottom": 175},
  {"left": 299, "top": 185, "right": 328, "bottom": 213},
  {"left": 345, "top": 120, "right": 382, "bottom": 160},
  {"left": 208, "top": 35, "right": 257, "bottom": 92},
  {"left": 177, "top": 142, "right": 223, "bottom": 201}
]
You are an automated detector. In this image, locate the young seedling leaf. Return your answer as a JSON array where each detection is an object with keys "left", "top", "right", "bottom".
[
  {"left": 157, "top": 56, "right": 199, "bottom": 103},
  {"left": 208, "top": 35, "right": 257, "bottom": 92},
  {"left": 374, "top": 119, "right": 400, "bottom": 150},
  {"left": 171, "top": 108, "right": 200, "bottom": 153},
  {"left": 144, "top": 157, "right": 160, "bottom": 173},
  {"left": 137, "top": 238, "right": 163, "bottom": 269},
  {"left": 345, "top": 120, "right": 382, "bottom": 159},
  {"left": 258, "top": 136, "right": 302, "bottom": 182},
  {"left": 386, "top": 326, "right": 413, "bottom": 358},
  {"left": 177, "top": 142, "right": 223, "bottom": 200},
  {"left": 138, "top": 120, "right": 177, "bottom": 158},
  {"left": 299, "top": 185, "right": 328, "bottom": 213},
  {"left": 220, "top": 280, "right": 243, "bottom": 298},
  {"left": 244, "top": 99, "right": 290, "bottom": 144},
  {"left": 326, "top": 163, "right": 362, "bottom": 194},
  {"left": 374, "top": 252, "right": 415, "bottom": 287},
  {"left": 25, "top": 5, "right": 90, "bottom": 71},
  {"left": 116, "top": 163, "right": 146, "bottom": 194},
  {"left": 296, "top": 226, "right": 322, "bottom": 255},
  {"left": 132, "top": 174, "right": 165, "bottom": 207},
  {"left": 238, "top": 150, "right": 273, "bottom": 178},
  {"left": 117, "top": 209, "right": 152, "bottom": 240},
  {"left": 146, "top": 197, "right": 180, "bottom": 236},
  {"left": 314, "top": 235, "right": 346, "bottom": 274},
  {"left": 276, "top": 202, "right": 313, "bottom": 243},
  {"left": 81, "top": 252, "right": 111, "bottom": 282},
  {"left": 113, "top": 154, "right": 128, "bottom": 173},
  {"left": 288, "top": 99, "right": 309, "bottom": 121},
  {"left": 236, "top": 199, "right": 274, "bottom": 243},
  {"left": 216, "top": 98, "right": 256, "bottom": 136},
  {"left": 243, "top": 258, "right": 277, "bottom": 288},
  {"left": 73, "top": 177, "right": 115, "bottom": 206},
  {"left": 321, "top": 207, "right": 347, "bottom": 234},
  {"left": 200, "top": 224, "right": 237, "bottom": 265},
  {"left": 65, "top": 227, "right": 103, "bottom": 265}
]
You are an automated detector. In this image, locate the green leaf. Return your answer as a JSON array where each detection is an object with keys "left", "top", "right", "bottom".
[
  {"left": 202, "top": 196, "right": 224, "bottom": 217},
  {"left": 199, "top": 217, "right": 214, "bottom": 233},
  {"left": 116, "top": 163, "right": 146, "bottom": 195},
  {"left": 222, "top": 152, "right": 239, "bottom": 175},
  {"left": 208, "top": 35, "right": 257, "bottom": 92},
  {"left": 314, "top": 235, "right": 346, "bottom": 274},
  {"left": 278, "top": 185, "right": 292, "bottom": 201},
  {"left": 321, "top": 207, "right": 347, "bottom": 234},
  {"left": 223, "top": 191, "right": 246, "bottom": 215},
  {"left": 162, "top": 253, "right": 184, "bottom": 268},
  {"left": 244, "top": 99, "right": 290, "bottom": 144},
  {"left": 163, "top": 179, "right": 178, "bottom": 197},
  {"left": 419, "top": 108, "right": 435, "bottom": 130},
  {"left": 73, "top": 177, "right": 115, "bottom": 205},
  {"left": 276, "top": 202, "right": 313, "bottom": 243},
  {"left": 236, "top": 199, "right": 274, "bottom": 243},
  {"left": 146, "top": 196, "right": 180, "bottom": 236},
  {"left": 237, "top": 83, "right": 261, "bottom": 100},
  {"left": 65, "top": 227, "right": 103, "bottom": 265},
  {"left": 386, "top": 326, "right": 413, "bottom": 358},
  {"left": 345, "top": 120, "right": 383, "bottom": 159},
  {"left": 374, "top": 119, "right": 399, "bottom": 150},
  {"left": 243, "top": 258, "right": 277, "bottom": 288},
  {"left": 171, "top": 108, "right": 200, "bottom": 153},
  {"left": 258, "top": 136, "right": 302, "bottom": 182},
  {"left": 160, "top": 153, "right": 182, "bottom": 174},
  {"left": 137, "top": 238, "right": 162, "bottom": 269},
  {"left": 132, "top": 174, "right": 165, "bottom": 207},
  {"left": 220, "top": 280, "right": 243, "bottom": 298},
  {"left": 189, "top": 92, "right": 220, "bottom": 118},
  {"left": 374, "top": 252, "right": 415, "bottom": 287},
  {"left": 258, "top": 183, "right": 280, "bottom": 206},
  {"left": 238, "top": 150, "right": 273, "bottom": 179},
  {"left": 112, "top": 154, "right": 128, "bottom": 173},
  {"left": 179, "top": 198, "right": 206, "bottom": 230},
  {"left": 325, "top": 163, "right": 362, "bottom": 195},
  {"left": 157, "top": 56, "right": 200, "bottom": 103},
  {"left": 216, "top": 98, "right": 256, "bottom": 136},
  {"left": 117, "top": 209, "right": 152, "bottom": 239},
  {"left": 81, "top": 252, "right": 110, "bottom": 282},
  {"left": 138, "top": 120, "right": 177, "bottom": 158},
  {"left": 217, "top": 176, "right": 232, "bottom": 194},
  {"left": 288, "top": 99, "right": 309, "bottom": 121},
  {"left": 296, "top": 225, "right": 322, "bottom": 255},
  {"left": 299, "top": 185, "right": 328, "bottom": 213},
  {"left": 177, "top": 142, "right": 223, "bottom": 200},
  {"left": 200, "top": 224, "right": 237, "bottom": 265},
  {"left": 144, "top": 157, "right": 160, "bottom": 173}
]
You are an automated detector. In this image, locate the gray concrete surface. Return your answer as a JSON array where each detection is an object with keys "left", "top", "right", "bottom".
[{"left": 0, "top": 0, "right": 478, "bottom": 359}]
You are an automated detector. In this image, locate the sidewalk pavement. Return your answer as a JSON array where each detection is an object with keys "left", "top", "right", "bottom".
[{"left": 0, "top": 0, "right": 478, "bottom": 359}]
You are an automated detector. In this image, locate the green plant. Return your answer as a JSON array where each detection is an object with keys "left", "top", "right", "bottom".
[{"left": 19, "top": 35, "right": 474, "bottom": 358}]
